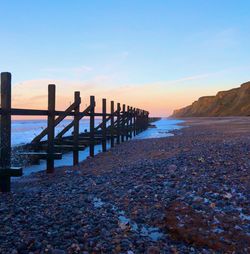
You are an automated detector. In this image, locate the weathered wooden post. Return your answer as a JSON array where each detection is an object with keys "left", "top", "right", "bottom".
[
  {"left": 121, "top": 104, "right": 126, "bottom": 142},
  {"left": 47, "top": 84, "right": 56, "bottom": 173},
  {"left": 132, "top": 108, "right": 135, "bottom": 136},
  {"left": 146, "top": 111, "right": 149, "bottom": 128},
  {"left": 133, "top": 108, "right": 137, "bottom": 136},
  {"left": 138, "top": 110, "right": 142, "bottom": 133},
  {"left": 89, "top": 96, "right": 95, "bottom": 157},
  {"left": 128, "top": 106, "right": 132, "bottom": 139},
  {"left": 136, "top": 109, "right": 139, "bottom": 134},
  {"left": 145, "top": 111, "right": 149, "bottom": 129},
  {"left": 0, "top": 73, "right": 11, "bottom": 191},
  {"left": 0, "top": 73, "right": 22, "bottom": 192},
  {"left": 140, "top": 110, "right": 143, "bottom": 132},
  {"left": 139, "top": 110, "right": 143, "bottom": 132},
  {"left": 126, "top": 106, "right": 130, "bottom": 140},
  {"left": 116, "top": 103, "right": 121, "bottom": 144},
  {"left": 143, "top": 111, "right": 145, "bottom": 130},
  {"left": 73, "top": 91, "right": 80, "bottom": 165},
  {"left": 110, "top": 101, "right": 115, "bottom": 148},
  {"left": 102, "top": 98, "right": 107, "bottom": 152},
  {"left": 142, "top": 110, "right": 145, "bottom": 130}
]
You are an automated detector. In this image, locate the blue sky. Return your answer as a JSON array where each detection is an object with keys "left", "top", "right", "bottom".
[{"left": 1, "top": 0, "right": 250, "bottom": 115}]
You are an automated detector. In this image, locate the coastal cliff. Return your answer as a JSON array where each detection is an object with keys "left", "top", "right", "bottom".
[{"left": 172, "top": 82, "right": 250, "bottom": 117}]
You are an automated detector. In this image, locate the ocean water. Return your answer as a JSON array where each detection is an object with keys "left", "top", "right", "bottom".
[
  {"left": 11, "top": 118, "right": 102, "bottom": 146},
  {"left": 10, "top": 118, "right": 184, "bottom": 176},
  {"left": 135, "top": 118, "right": 184, "bottom": 139}
]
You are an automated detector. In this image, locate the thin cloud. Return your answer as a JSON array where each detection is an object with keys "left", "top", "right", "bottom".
[
  {"left": 154, "top": 66, "right": 250, "bottom": 87},
  {"left": 11, "top": 66, "right": 249, "bottom": 116},
  {"left": 158, "top": 73, "right": 211, "bottom": 86}
]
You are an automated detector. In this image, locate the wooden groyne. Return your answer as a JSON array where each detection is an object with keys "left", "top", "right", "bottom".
[{"left": 0, "top": 72, "right": 150, "bottom": 192}]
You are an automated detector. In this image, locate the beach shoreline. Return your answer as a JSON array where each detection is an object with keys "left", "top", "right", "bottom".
[{"left": 1, "top": 117, "right": 250, "bottom": 253}]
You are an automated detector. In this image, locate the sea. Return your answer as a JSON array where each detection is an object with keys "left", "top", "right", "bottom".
[{"left": 10, "top": 118, "right": 184, "bottom": 176}]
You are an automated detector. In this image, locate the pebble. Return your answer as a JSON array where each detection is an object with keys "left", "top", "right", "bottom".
[{"left": 0, "top": 120, "right": 249, "bottom": 253}]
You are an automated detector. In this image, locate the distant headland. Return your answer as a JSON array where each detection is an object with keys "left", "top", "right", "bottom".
[{"left": 172, "top": 82, "right": 250, "bottom": 117}]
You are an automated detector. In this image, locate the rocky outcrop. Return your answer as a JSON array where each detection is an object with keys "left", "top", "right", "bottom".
[{"left": 172, "top": 82, "right": 250, "bottom": 117}]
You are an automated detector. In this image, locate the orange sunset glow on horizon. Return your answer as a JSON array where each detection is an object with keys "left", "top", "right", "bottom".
[{"left": 11, "top": 73, "right": 246, "bottom": 119}]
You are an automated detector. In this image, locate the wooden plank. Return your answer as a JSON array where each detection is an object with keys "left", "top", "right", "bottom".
[
  {"left": 56, "top": 105, "right": 90, "bottom": 139},
  {"left": 73, "top": 91, "right": 80, "bottom": 165},
  {"left": 89, "top": 96, "right": 95, "bottom": 157},
  {"left": 54, "top": 145, "right": 85, "bottom": 150},
  {"left": 0, "top": 167, "right": 22, "bottom": 177},
  {"left": 121, "top": 104, "right": 126, "bottom": 142},
  {"left": 142, "top": 110, "right": 145, "bottom": 131},
  {"left": 139, "top": 109, "right": 142, "bottom": 133},
  {"left": 10, "top": 108, "right": 49, "bottom": 116},
  {"left": 137, "top": 110, "right": 141, "bottom": 133},
  {"left": 94, "top": 110, "right": 117, "bottom": 130},
  {"left": 88, "top": 112, "right": 111, "bottom": 117},
  {"left": 143, "top": 110, "right": 147, "bottom": 130},
  {"left": 32, "top": 99, "right": 80, "bottom": 143},
  {"left": 38, "top": 144, "right": 86, "bottom": 150},
  {"left": 138, "top": 110, "right": 141, "bottom": 132},
  {"left": 146, "top": 111, "right": 149, "bottom": 128},
  {"left": 129, "top": 106, "right": 133, "bottom": 138},
  {"left": 110, "top": 101, "right": 115, "bottom": 148},
  {"left": 102, "top": 98, "right": 107, "bottom": 152},
  {"left": 0, "top": 108, "right": 82, "bottom": 116},
  {"left": 126, "top": 105, "right": 130, "bottom": 140},
  {"left": 46, "top": 84, "right": 56, "bottom": 173},
  {"left": 0, "top": 73, "right": 12, "bottom": 192},
  {"left": 60, "top": 136, "right": 102, "bottom": 141},
  {"left": 17, "top": 152, "right": 62, "bottom": 160},
  {"left": 116, "top": 103, "right": 121, "bottom": 144},
  {"left": 133, "top": 108, "right": 137, "bottom": 136}
]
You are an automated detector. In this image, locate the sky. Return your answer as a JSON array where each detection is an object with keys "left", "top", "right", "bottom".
[{"left": 1, "top": 0, "right": 250, "bottom": 116}]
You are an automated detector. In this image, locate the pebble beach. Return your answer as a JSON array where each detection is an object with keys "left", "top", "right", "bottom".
[{"left": 1, "top": 117, "right": 250, "bottom": 254}]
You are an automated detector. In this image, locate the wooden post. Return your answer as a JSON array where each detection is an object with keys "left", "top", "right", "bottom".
[
  {"left": 142, "top": 111, "right": 144, "bottom": 130},
  {"left": 116, "top": 103, "right": 121, "bottom": 144},
  {"left": 126, "top": 105, "right": 130, "bottom": 140},
  {"left": 133, "top": 108, "right": 137, "bottom": 136},
  {"left": 89, "top": 96, "right": 95, "bottom": 157},
  {"left": 139, "top": 110, "right": 142, "bottom": 133},
  {"left": 102, "top": 98, "right": 107, "bottom": 152},
  {"left": 126, "top": 106, "right": 129, "bottom": 140},
  {"left": 138, "top": 110, "right": 141, "bottom": 133},
  {"left": 146, "top": 112, "right": 149, "bottom": 128},
  {"left": 121, "top": 104, "right": 126, "bottom": 142},
  {"left": 142, "top": 111, "right": 146, "bottom": 130},
  {"left": 0, "top": 73, "right": 11, "bottom": 192},
  {"left": 144, "top": 111, "right": 147, "bottom": 130},
  {"left": 73, "top": 91, "right": 80, "bottom": 165},
  {"left": 129, "top": 107, "right": 133, "bottom": 138},
  {"left": 128, "top": 107, "right": 133, "bottom": 138},
  {"left": 110, "top": 101, "right": 115, "bottom": 148},
  {"left": 139, "top": 110, "right": 142, "bottom": 132},
  {"left": 47, "top": 84, "right": 56, "bottom": 173},
  {"left": 136, "top": 109, "right": 139, "bottom": 134}
]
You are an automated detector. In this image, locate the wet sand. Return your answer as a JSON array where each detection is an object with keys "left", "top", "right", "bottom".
[{"left": 1, "top": 117, "right": 249, "bottom": 253}]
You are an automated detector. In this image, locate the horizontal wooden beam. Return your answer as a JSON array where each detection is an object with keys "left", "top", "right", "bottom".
[
  {"left": 54, "top": 145, "right": 86, "bottom": 150},
  {"left": 17, "top": 152, "right": 62, "bottom": 160},
  {"left": 0, "top": 108, "right": 144, "bottom": 117},
  {"left": 0, "top": 167, "right": 23, "bottom": 177}
]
